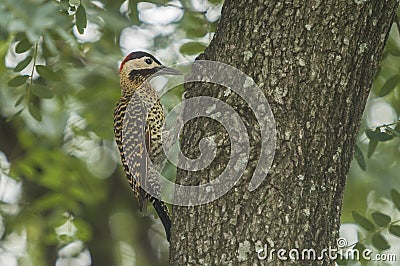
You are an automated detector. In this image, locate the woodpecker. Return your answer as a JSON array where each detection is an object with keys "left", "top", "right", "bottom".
[{"left": 114, "top": 51, "right": 180, "bottom": 241}]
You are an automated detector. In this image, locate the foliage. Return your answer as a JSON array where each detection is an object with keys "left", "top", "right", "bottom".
[
  {"left": 337, "top": 190, "right": 400, "bottom": 265},
  {"left": 353, "top": 14, "right": 400, "bottom": 170},
  {"left": 339, "top": 12, "right": 400, "bottom": 266},
  {"left": 0, "top": 0, "right": 399, "bottom": 265},
  {"left": 0, "top": 0, "right": 222, "bottom": 265}
]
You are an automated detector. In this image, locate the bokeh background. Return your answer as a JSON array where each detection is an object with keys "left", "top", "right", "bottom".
[{"left": 0, "top": 1, "right": 399, "bottom": 265}]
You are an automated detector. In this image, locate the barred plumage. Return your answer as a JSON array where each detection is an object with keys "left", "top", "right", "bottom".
[{"left": 114, "top": 51, "right": 180, "bottom": 242}]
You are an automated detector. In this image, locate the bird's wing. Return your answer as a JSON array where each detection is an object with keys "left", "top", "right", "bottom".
[
  {"left": 114, "top": 93, "right": 171, "bottom": 241},
  {"left": 118, "top": 94, "right": 149, "bottom": 212}
]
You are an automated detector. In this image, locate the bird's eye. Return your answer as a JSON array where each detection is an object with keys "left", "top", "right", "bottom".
[{"left": 145, "top": 58, "right": 152, "bottom": 64}]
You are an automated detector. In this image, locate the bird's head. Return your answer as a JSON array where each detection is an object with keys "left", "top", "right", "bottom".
[{"left": 119, "top": 51, "right": 181, "bottom": 87}]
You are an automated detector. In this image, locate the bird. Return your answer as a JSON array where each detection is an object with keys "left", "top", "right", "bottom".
[{"left": 114, "top": 51, "right": 181, "bottom": 241}]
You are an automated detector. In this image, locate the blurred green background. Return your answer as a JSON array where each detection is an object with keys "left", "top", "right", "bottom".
[{"left": 0, "top": 0, "right": 399, "bottom": 265}]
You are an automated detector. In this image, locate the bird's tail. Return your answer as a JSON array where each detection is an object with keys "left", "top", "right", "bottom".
[{"left": 151, "top": 198, "right": 171, "bottom": 241}]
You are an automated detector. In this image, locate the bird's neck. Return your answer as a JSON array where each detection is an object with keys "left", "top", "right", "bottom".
[{"left": 120, "top": 72, "right": 149, "bottom": 98}]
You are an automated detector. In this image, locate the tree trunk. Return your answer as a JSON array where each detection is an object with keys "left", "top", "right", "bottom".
[{"left": 170, "top": 0, "right": 398, "bottom": 265}]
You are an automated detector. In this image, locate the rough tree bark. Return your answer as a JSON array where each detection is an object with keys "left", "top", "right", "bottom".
[{"left": 170, "top": 0, "right": 398, "bottom": 265}]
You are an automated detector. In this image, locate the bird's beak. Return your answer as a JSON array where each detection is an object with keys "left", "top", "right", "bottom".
[{"left": 154, "top": 66, "right": 182, "bottom": 76}]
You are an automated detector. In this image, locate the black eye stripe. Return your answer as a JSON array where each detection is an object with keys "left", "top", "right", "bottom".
[
  {"left": 145, "top": 58, "right": 152, "bottom": 64},
  {"left": 129, "top": 68, "right": 157, "bottom": 80}
]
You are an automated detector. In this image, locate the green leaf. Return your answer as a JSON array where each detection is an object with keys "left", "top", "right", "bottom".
[
  {"left": 389, "top": 224, "right": 400, "bottom": 237},
  {"left": 6, "top": 109, "right": 24, "bottom": 122},
  {"left": 367, "top": 139, "right": 378, "bottom": 158},
  {"left": 187, "top": 26, "right": 208, "bottom": 38},
  {"left": 391, "top": 189, "right": 400, "bottom": 211},
  {"left": 208, "top": 0, "right": 223, "bottom": 3},
  {"left": 15, "top": 39, "right": 32, "bottom": 54},
  {"left": 371, "top": 233, "right": 390, "bottom": 250},
  {"left": 36, "top": 65, "right": 61, "bottom": 81},
  {"left": 365, "top": 128, "right": 378, "bottom": 140},
  {"left": 352, "top": 211, "right": 374, "bottom": 231},
  {"left": 14, "top": 95, "right": 25, "bottom": 107},
  {"left": 76, "top": 4, "right": 87, "bottom": 34},
  {"left": 32, "top": 85, "right": 54, "bottom": 99},
  {"left": 354, "top": 145, "right": 366, "bottom": 171},
  {"left": 365, "top": 129, "right": 393, "bottom": 142},
  {"left": 180, "top": 42, "right": 207, "bottom": 55},
  {"left": 354, "top": 243, "right": 369, "bottom": 264},
  {"left": 8, "top": 75, "right": 29, "bottom": 87},
  {"left": 181, "top": 13, "right": 209, "bottom": 38},
  {"left": 377, "top": 132, "right": 393, "bottom": 141},
  {"left": 378, "top": 75, "right": 400, "bottom": 97},
  {"left": 28, "top": 103, "right": 42, "bottom": 121},
  {"left": 371, "top": 212, "right": 391, "bottom": 227},
  {"left": 14, "top": 56, "right": 32, "bottom": 72},
  {"left": 209, "top": 21, "right": 218, "bottom": 33}
]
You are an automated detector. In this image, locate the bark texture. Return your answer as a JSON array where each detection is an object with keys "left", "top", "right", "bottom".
[{"left": 170, "top": 0, "right": 398, "bottom": 265}]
